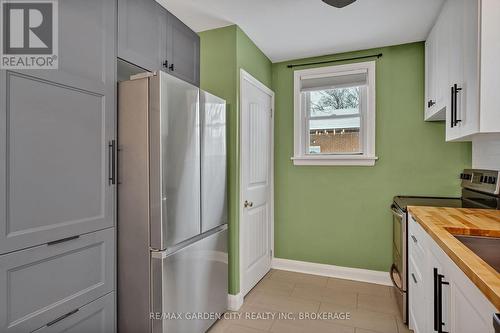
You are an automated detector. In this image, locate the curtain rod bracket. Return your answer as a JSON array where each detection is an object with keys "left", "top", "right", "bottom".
[{"left": 287, "top": 53, "right": 382, "bottom": 69}]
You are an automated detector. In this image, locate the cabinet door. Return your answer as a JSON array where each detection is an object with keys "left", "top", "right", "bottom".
[
  {"left": 434, "top": 3, "right": 451, "bottom": 117},
  {"left": 457, "top": 0, "right": 480, "bottom": 138},
  {"left": 425, "top": 28, "right": 437, "bottom": 119},
  {"left": 0, "top": 0, "right": 116, "bottom": 254},
  {"left": 32, "top": 293, "right": 115, "bottom": 333},
  {"left": 445, "top": 0, "right": 464, "bottom": 141},
  {"left": 408, "top": 256, "right": 427, "bottom": 333},
  {"left": 427, "top": 245, "right": 451, "bottom": 333},
  {"left": 450, "top": 282, "right": 494, "bottom": 333},
  {"left": 167, "top": 14, "right": 200, "bottom": 86},
  {"left": 118, "top": 0, "right": 164, "bottom": 71},
  {"left": 0, "top": 228, "right": 114, "bottom": 333}
]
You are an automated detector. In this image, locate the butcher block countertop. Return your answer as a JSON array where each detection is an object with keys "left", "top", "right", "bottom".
[{"left": 408, "top": 206, "right": 500, "bottom": 310}]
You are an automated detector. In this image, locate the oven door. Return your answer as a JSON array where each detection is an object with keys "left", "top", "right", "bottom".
[{"left": 391, "top": 203, "right": 407, "bottom": 323}]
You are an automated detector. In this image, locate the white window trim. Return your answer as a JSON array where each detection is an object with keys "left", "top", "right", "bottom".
[{"left": 292, "top": 61, "right": 378, "bottom": 166}]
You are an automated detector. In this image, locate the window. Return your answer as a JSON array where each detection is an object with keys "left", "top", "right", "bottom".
[{"left": 292, "top": 61, "right": 377, "bottom": 166}]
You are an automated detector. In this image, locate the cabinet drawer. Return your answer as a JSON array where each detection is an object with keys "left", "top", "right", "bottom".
[
  {"left": 408, "top": 217, "right": 426, "bottom": 262},
  {"left": 408, "top": 256, "right": 426, "bottom": 333},
  {"left": 32, "top": 292, "right": 115, "bottom": 333},
  {"left": 0, "top": 228, "right": 114, "bottom": 333}
]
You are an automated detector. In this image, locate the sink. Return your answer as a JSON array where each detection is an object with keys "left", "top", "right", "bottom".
[{"left": 454, "top": 235, "right": 500, "bottom": 273}]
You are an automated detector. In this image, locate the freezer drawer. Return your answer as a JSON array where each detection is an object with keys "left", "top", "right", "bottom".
[
  {"left": 200, "top": 91, "right": 227, "bottom": 233},
  {"left": 151, "top": 226, "right": 228, "bottom": 333},
  {"left": 0, "top": 228, "right": 114, "bottom": 333},
  {"left": 31, "top": 292, "right": 115, "bottom": 333}
]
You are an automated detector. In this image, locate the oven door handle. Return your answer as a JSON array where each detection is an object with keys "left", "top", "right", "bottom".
[
  {"left": 390, "top": 264, "right": 405, "bottom": 293},
  {"left": 391, "top": 205, "right": 405, "bottom": 219}
]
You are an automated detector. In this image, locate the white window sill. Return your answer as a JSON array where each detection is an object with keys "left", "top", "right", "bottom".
[{"left": 291, "top": 155, "right": 378, "bottom": 166}]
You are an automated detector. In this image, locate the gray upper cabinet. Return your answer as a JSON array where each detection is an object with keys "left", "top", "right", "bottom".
[
  {"left": 118, "top": 0, "right": 165, "bottom": 71},
  {"left": 118, "top": 0, "right": 200, "bottom": 86},
  {"left": 167, "top": 14, "right": 200, "bottom": 87},
  {"left": 0, "top": 0, "right": 116, "bottom": 254}
]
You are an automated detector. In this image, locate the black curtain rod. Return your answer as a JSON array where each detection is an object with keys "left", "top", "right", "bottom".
[{"left": 286, "top": 53, "right": 383, "bottom": 68}]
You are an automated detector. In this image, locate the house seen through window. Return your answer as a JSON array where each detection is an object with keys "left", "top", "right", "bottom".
[{"left": 307, "top": 87, "right": 361, "bottom": 154}]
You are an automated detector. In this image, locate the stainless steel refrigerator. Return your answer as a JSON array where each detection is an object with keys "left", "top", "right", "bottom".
[{"left": 117, "top": 71, "right": 228, "bottom": 333}]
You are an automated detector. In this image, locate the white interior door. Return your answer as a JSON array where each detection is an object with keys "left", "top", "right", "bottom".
[{"left": 240, "top": 71, "right": 273, "bottom": 296}]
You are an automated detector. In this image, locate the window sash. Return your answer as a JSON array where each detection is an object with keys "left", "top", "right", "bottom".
[
  {"left": 292, "top": 60, "right": 377, "bottom": 166},
  {"left": 303, "top": 88, "right": 366, "bottom": 155}
]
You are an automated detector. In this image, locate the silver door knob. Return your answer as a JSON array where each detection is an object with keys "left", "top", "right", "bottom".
[{"left": 244, "top": 200, "right": 253, "bottom": 208}]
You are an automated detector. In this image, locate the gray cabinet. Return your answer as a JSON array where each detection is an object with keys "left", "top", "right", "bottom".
[
  {"left": 0, "top": 228, "right": 115, "bottom": 333},
  {"left": 118, "top": 0, "right": 200, "bottom": 86},
  {"left": 32, "top": 293, "right": 115, "bottom": 333},
  {"left": 118, "top": 0, "right": 165, "bottom": 71},
  {"left": 168, "top": 14, "right": 200, "bottom": 86},
  {"left": 0, "top": 0, "right": 116, "bottom": 254},
  {"left": 0, "top": 0, "right": 116, "bottom": 331}
]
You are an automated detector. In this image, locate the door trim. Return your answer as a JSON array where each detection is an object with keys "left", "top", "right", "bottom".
[{"left": 238, "top": 69, "right": 275, "bottom": 297}]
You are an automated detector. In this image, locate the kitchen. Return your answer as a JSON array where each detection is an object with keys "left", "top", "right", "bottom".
[{"left": 0, "top": 0, "right": 499, "bottom": 332}]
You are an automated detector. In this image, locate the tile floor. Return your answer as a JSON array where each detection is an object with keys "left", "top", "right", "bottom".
[{"left": 208, "top": 269, "right": 412, "bottom": 333}]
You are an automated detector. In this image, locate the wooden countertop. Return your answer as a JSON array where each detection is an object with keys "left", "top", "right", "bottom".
[{"left": 408, "top": 206, "right": 500, "bottom": 310}]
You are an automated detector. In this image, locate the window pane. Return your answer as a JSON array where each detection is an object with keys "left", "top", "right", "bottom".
[
  {"left": 309, "top": 87, "right": 360, "bottom": 118},
  {"left": 306, "top": 87, "right": 361, "bottom": 154}
]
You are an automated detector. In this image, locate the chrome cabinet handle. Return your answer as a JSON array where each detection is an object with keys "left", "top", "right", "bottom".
[
  {"left": 411, "top": 235, "right": 418, "bottom": 243},
  {"left": 244, "top": 200, "right": 253, "bottom": 208},
  {"left": 411, "top": 273, "right": 417, "bottom": 284}
]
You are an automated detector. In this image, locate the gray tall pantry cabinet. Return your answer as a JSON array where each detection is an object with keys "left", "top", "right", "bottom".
[{"left": 0, "top": 0, "right": 117, "bottom": 332}]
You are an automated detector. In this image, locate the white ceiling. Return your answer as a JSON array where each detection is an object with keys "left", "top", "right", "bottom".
[{"left": 156, "top": 0, "right": 444, "bottom": 62}]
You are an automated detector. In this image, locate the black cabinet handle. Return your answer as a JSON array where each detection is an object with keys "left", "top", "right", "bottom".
[
  {"left": 453, "top": 83, "right": 462, "bottom": 126},
  {"left": 169, "top": 63, "right": 174, "bottom": 71},
  {"left": 108, "top": 140, "right": 116, "bottom": 185},
  {"left": 450, "top": 86, "right": 455, "bottom": 128},
  {"left": 163, "top": 60, "right": 169, "bottom": 68},
  {"left": 428, "top": 100, "right": 436, "bottom": 108},
  {"left": 434, "top": 267, "right": 449, "bottom": 333},
  {"left": 411, "top": 235, "right": 418, "bottom": 243},
  {"left": 451, "top": 83, "right": 462, "bottom": 128},
  {"left": 47, "top": 235, "right": 80, "bottom": 246},
  {"left": 46, "top": 309, "right": 79, "bottom": 327}
]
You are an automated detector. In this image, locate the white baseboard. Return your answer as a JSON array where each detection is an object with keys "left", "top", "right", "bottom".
[
  {"left": 271, "top": 258, "right": 392, "bottom": 286},
  {"left": 227, "top": 292, "right": 244, "bottom": 311}
]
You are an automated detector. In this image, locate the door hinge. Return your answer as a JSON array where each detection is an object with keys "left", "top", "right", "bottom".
[
  {"left": 270, "top": 108, "right": 273, "bottom": 118},
  {"left": 270, "top": 249, "right": 273, "bottom": 258}
]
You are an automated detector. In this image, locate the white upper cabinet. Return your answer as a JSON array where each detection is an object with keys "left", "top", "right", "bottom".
[
  {"left": 425, "top": 2, "right": 450, "bottom": 122},
  {"left": 425, "top": 0, "right": 500, "bottom": 141}
]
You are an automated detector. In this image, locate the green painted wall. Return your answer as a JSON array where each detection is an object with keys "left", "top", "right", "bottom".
[
  {"left": 272, "top": 42, "right": 471, "bottom": 271},
  {"left": 199, "top": 25, "right": 272, "bottom": 294}
]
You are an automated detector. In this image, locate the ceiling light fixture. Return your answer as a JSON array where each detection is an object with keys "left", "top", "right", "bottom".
[{"left": 322, "top": 0, "right": 357, "bottom": 8}]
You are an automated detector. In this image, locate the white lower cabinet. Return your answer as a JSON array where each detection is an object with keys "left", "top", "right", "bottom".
[{"left": 408, "top": 214, "right": 497, "bottom": 333}]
